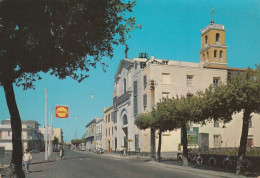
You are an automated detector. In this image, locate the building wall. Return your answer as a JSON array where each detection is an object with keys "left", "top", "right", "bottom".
[
  {"left": 103, "top": 106, "right": 114, "bottom": 151},
  {"left": 0, "top": 120, "right": 43, "bottom": 151},
  {"left": 95, "top": 119, "right": 103, "bottom": 149}
]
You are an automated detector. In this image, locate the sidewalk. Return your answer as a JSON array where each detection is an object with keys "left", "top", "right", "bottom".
[
  {"left": 1, "top": 151, "right": 58, "bottom": 167},
  {"left": 97, "top": 152, "right": 255, "bottom": 178}
]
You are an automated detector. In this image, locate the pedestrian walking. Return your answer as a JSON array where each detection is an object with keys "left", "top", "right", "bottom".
[
  {"left": 123, "top": 146, "right": 126, "bottom": 157},
  {"left": 120, "top": 146, "right": 123, "bottom": 157},
  {"left": 23, "top": 149, "right": 32, "bottom": 174},
  {"left": 60, "top": 148, "right": 64, "bottom": 160}
]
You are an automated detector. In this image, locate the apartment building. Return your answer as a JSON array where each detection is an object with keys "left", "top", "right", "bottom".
[
  {"left": 103, "top": 106, "right": 114, "bottom": 152},
  {"left": 0, "top": 119, "right": 44, "bottom": 151}
]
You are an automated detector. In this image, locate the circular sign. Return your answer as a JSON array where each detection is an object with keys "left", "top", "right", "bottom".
[{"left": 55, "top": 106, "right": 69, "bottom": 118}]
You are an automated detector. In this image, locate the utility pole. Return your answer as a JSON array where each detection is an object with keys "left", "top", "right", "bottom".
[{"left": 45, "top": 88, "right": 48, "bottom": 160}]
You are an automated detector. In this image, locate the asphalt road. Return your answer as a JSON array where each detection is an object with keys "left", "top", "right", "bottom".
[{"left": 22, "top": 150, "right": 219, "bottom": 178}]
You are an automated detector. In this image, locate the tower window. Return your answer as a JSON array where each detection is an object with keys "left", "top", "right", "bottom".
[
  {"left": 205, "top": 35, "right": 208, "bottom": 45},
  {"left": 203, "top": 53, "right": 205, "bottom": 61},
  {"left": 220, "top": 50, "right": 223, "bottom": 61},
  {"left": 216, "top": 33, "right": 220, "bottom": 44},
  {"left": 214, "top": 50, "right": 217, "bottom": 60},
  {"left": 206, "top": 52, "right": 209, "bottom": 62}
]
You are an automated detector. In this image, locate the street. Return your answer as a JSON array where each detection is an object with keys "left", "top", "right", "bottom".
[{"left": 25, "top": 150, "right": 212, "bottom": 178}]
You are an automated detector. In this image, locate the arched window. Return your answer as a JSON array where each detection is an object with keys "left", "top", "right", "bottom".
[
  {"left": 123, "top": 115, "right": 128, "bottom": 125},
  {"left": 214, "top": 50, "right": 217, "bottom": 60},
  {"left": 220, "top": 50, "right": 223, "bottom": 60},
  {"left": 123, "top": 78, "right": 126, "bottom": 94},
  {"left": 205, "top": 35, "right": 208, "bottom": 45},
  {"left": 216, "top": 33, "right": 220, "bottom": 44},
  {"left": 206, "top": 52, "right": 209, "bottom": 61}
]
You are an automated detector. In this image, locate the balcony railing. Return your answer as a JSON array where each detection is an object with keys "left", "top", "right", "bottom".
[{"left": 201, "top": 24, "right": 225, "bottom": 33}]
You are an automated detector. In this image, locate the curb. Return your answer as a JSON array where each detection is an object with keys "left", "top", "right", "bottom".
[{"left": 147, "top": 161, "right": 247, "bottom": 178}]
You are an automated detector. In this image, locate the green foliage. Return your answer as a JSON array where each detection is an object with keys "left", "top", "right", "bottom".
[
  {"left": 135, "top": 112, "right": 154, "bottom": 130},
  {"left": 71, "top": 138, "right": 85, "bottom": 145},
  {"left": 0, "top": 0, "right": 140, "bottom": 88},
  {"left": 53, "top": 136, "right": 59, "bottom": 145}
]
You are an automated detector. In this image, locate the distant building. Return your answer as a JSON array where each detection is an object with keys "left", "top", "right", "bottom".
[
  {"left": 103, "top": 106, "right": 114, "bottom": 152},
  {"left": 0, "top": 119, "right": 44, "bottom": 151},
  {"left": 95, "top": 119, "right": 103, "bottom": 149},
  {"left": 85, "top": 118, "right": 102, "bottom": 151},
  {"left": 39, "top": 127, "right": 63, "bottom": 142}
]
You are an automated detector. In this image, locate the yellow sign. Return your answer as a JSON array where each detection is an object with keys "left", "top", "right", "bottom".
[
  {"left": 92, "top": 142, "right": 98, "bottom": 145},
  {"left": 126, "top": 140, "right": 132, "bottom": 142},
  {"left": 55, "top": 106, "right": 69, "bottom": 118}
]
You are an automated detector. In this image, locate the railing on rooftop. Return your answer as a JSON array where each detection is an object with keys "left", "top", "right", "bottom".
[{"left": 201, "top": 24, "right": 225, "bottom": 34}]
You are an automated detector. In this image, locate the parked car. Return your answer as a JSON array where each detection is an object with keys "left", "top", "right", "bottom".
[{"left": 30, "top": 149, "right": 40, "bottom": 154}]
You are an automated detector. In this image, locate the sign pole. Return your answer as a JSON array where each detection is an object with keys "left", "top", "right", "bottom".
[{"left": 45, "top": 88, "right": 48, "bottom": 160}]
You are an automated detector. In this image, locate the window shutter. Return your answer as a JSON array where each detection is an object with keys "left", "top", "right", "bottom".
[
  {"left": 133, "top": 81, "right": 138, "bottom": 96},
  {"left": 143, "top": 76, "right": 147, "bottom": 87},
  {"left": 143, "top": 94, "right": 147, "bottom": 107},
  {"left": 134, "top": 97, "right": 138, "bottom": 116}
]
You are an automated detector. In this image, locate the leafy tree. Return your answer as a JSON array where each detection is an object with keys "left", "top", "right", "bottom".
[
  {"left": 152, "top": 98, "right": 178, "bottom": 161},
  {"left": 135, "top": 112, "right": 156, "bottom": 161},
  {"left": 202, "top": 66, "right": 260, "bottom": 175},
  {"left": 0, "top": 0, "right": 139, "bottom": 176},
  {"left": 53, "top": 136, "right": 59, "bottom": 147}
]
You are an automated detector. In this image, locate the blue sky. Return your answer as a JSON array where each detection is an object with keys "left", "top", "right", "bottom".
[{"left": 0, "top": 0, "right": 259, "bottom": 142}]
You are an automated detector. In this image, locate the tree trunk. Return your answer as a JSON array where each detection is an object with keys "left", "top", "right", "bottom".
[
  {"left": 3, "top": 82, "right": 25, "bottom": 178},
  {"left": 182, "top": 125, "right": 188, "bottom": 167},
  {"left": 157, "top": 130, "right": 162, "bottom": 162},
  {"left": 236, "top": 110, "right": 251, "bottom": 175},
  {"left": 150, "top": 128, "right": 156, "bottom": 161}
]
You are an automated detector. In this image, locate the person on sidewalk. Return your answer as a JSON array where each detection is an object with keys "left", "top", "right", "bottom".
[
  {"left": 60, "top": 148, "right": 64, "bottom": 160},
  {"left": 123, "top": 146, "right": 126, "bottom": 157},
  {"left": 120, "top": 146, "right": 123, "bottom": 157},
  {"left": 23, "top": 149, "right": 32, "bottom": 174}
]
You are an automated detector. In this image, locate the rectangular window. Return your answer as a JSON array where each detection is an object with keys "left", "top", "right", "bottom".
[
  {"left": 247, "top": 135, "right": 253, "bottom": 147},
  {"left": 143, "top": 94, "right": 147, "bottom": 108},
  {"left": 214, "top": 120, "right": 219, "bottom": 128},
  {"left": 213, "top": 77, "right": 220, "bottom": 89},
  {"left": 162, "top": 73, "right": 170, "bottom": 85},
  {"left": 248, "top": 118, "right": 252, "bottom": 128},
  {"left": 109, "top": 128, "right": 110, "bottom": 136},
  {"left": 112, "top": 127, "right": 113, "bottom": 135},
  {"left": 111, "top": 112, "right": 114, "bottom": 123},
  {"left": 186, "top": 75, "right": 193, "bottom": 87},
  {"left": 106, "top": 116, "right": 107, "bottom": 123},
  {"left": 114, "top": 111, "right": 117, "bottom": 123},
  {"left": 133, "top": 81, "right": 138, "bottom": 96},
  {"left": 213, "top": 134, "right": 222, "bottom": 148},
  {"left": 162, "top": 92, "right": 170, "bottom": 98},
  {"left": 108, "top": 114, "right": 110, "bottom": 122},
  {"left": 8, "top": 131, "right": 10, "bottom": 136},
  {"left": 0, "top": 131, "right": 2, "bottom": 139},
  {"left": 106, "top": 129, "right": 107, "bottom": 136},
  {"left": 143, "top": 75, "right": 147, "bottom": 88},
  {"left": 134, "top": 97, "right": 138, "bottom": 116}
]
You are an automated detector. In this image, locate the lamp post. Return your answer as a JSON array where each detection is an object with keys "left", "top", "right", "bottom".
[{"left": 45, "top": 88, "right": 48, "bottom": 160}]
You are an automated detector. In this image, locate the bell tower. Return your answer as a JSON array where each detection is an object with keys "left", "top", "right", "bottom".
[{"left": 199, "top": 9, "right": 228, "bottom": 68}]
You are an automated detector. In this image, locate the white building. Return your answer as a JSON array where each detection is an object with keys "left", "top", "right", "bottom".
[
  {"left": 112, "top": 21, "right": 260, "bottom": 154},
  {"left": 95, "top": 119, "right": 103, "bottom": 149},
  {"left": 0, "top": 119, "right": 44, "bottom": 151},
  {"left": 85, "top": 118, "right": 102, "bottom": 150}
]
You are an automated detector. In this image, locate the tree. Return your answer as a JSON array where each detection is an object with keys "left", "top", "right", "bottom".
[
  {"left": 203, "top": 67, "right": 260, "bottom": 175},
  {"left": 135, "top": 112, "right": 156, "bottom": 161},
  {"left": 152, "top": 98, "right": 178, "bottom": 161},
  {"left": 53, "top": 136, "right": 59, "bottom": 147},
  {"left": 0, "top": 0, "right": 139, "bottom": 176}
]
